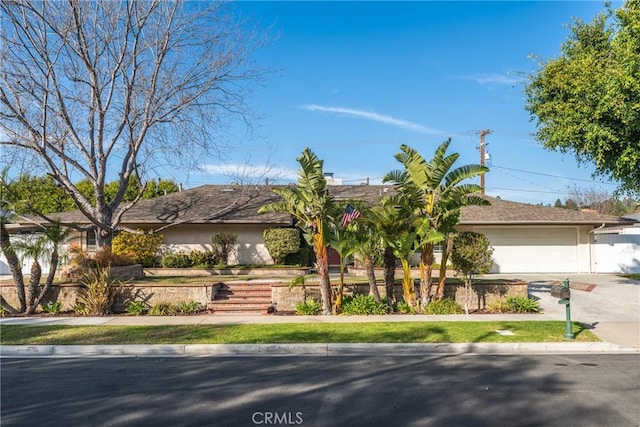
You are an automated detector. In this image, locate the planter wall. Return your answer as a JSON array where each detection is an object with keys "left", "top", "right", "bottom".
[
  {"left": 144, "top": 267, "right": 311, "bottom": 277},
  {"left": 0, "top": 278, "right": 527, "bottom": 314}
]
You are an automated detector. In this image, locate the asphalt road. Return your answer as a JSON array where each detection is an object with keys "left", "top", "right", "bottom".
[{"left": 1, "top": 354, "right": 638, "bottom": 427}]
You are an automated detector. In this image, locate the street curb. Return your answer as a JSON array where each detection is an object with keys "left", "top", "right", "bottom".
[{"left": 1, "top": 342, "right": 637, "bottom": 358}]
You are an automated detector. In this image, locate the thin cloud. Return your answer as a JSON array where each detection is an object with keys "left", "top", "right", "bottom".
[
  {"left": 458, "top": 73, "right": 521, "bottom": 85},
  {"left": 203, "top": 163, "right": 298, "bottom": 181},
  {"left": 299, "top": 104, "right": 445, "bottom": 135}
]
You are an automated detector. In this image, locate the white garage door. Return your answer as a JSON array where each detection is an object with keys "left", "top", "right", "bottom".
[{"left": 480, "top": 227, "right": 578, "bottom": 273}]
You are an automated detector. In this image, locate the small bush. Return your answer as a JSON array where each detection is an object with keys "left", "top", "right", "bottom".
[
  {"left": 42, "top": 301, "right": 62, "bottom": 315},
  {"left": 189, "top": 250, "right": 218, "bottom": 268},
  {"left": 423, "top": 298, "right": 464, "bottom": 315},
  {"left": 112, "top": 230, "right": 163, "bottom": 267},
  {"left": 0, "top": 306, "right": 8, "bottom": 317},
  {"left": 92, "top": 246, "right": 133, "bottom": 267},
  {"left": 486, "top": 296, "right": 541, "bottom": 313},
  {"left": 341, "top": 294, "right": 388, "bottom": 315},
  {"left": 77, "top": 267, "right": 123, "bottom": 315},
  {"left": 396, "top": 300, "right": 416, "bottom": 314},
  {"left": 148, "top": 302, "right": 176, "bottom": 316},
  {"left": 263, "top": 228, "right": 300, "bottom": 264},
  {"left": 125, "top": 301, "right": 149, "bottom": 316},
  {"left": 507, "top": 295, "right": 540, "bottom": 313},
  {"left": 176, "top": 301, "right": 200, "bottom": 315},
  {"left": 211, "top": 233, "right": 237, "bottom": 265},
  {"left": 161, "top": 250, "right": 192, "bottom": 268},
  {"left": 486, "top": 298, "right": 512, "bottom": 313},
  {"left": 73, "top": 302, "right": 89, "bottom": 316},
  {"left": 295, "top": 299, "right": 321, "bottom": 315},
  {"left": 67, "top": 243, "right": 93, "bottom": 267}
]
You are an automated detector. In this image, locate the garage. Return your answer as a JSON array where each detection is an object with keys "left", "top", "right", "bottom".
[{"left": 478, "top": 227, "right": 579, "bottom": 273}]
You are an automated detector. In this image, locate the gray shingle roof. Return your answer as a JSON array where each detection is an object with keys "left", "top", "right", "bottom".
[
  {"left": 33, "top": 185, "right": 633, "bottom": 227},
  {"left": 461, "top": 196, "right": 631, "bottom": 225}
]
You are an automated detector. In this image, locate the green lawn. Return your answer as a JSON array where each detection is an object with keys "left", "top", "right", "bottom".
[{"left": 0, "top": 321, "right": 598, "bottom": 345}]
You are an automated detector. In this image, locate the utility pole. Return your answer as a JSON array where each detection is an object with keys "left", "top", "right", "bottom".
[{"left": 477, "top": 129, "right": 492, "bottom": 194}]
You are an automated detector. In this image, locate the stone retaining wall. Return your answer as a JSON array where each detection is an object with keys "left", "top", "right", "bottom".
[
  {"left": 1, "top": 279, "right": 527, "bottom": 314},
  {"left": 272, "top": 280, "right": 527, "bottom": 312}
]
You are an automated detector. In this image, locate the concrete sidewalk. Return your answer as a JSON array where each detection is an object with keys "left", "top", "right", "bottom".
[{"left": 1, "top": 273, "right": 638, "bottom": 356}]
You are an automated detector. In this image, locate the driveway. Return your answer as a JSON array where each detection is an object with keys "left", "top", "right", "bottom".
[{"left": 482, "top": 273, "right": 640, "bottom": 348}]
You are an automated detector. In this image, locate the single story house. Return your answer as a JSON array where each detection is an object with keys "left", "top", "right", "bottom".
[
  {"left": 590, "top": 223, "right": 640, "bottom": 273},
  {"left": 2, "top": 184, "right": 635, "bottom": 274}
]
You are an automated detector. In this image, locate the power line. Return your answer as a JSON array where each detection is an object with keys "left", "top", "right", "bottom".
[{"left": 491, "top": 165, "right": 618, "bottom": 185}]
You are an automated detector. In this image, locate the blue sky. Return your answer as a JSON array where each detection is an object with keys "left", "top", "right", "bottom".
[{"left": 180, "top": 1, "right": 621, "bottom": 205}]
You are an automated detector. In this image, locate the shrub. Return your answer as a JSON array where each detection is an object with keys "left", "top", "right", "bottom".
[
  {"left": 295, "top": 299, "right": 321, "bottom": 315},
  {"left": 125, "top": 301, "right": 149, "bottom": 316},
  {"left": 0, "top": 305, "right": 8, "bottom": 317},
  {"left": 507, "top": 295, "right": 540, "bottom": 313},
  {"left": 176, "top": 300, "right": 200, "bottom": 315},
  {"left": 92, "top": 246, "right": 133, "bottom": 267},
  {"left": 211, "top": 233, "right": 237, "bottom": 266},
  {"left": 486, "top": 298, "right": 512, "bottom": 313},
  {"left": 423, "top": 297, "right": 464, "bottom": 315},
  {"left": 189, "top": 250, "right": 218, "bottom": 268},
  {"left": 396, "top": 300, "right": 416, "bottom": 314},
  {"left": 487, "top": 296, "right": 541, "bottom": 313},
  {"left": 148, "top": 301, "right": 176, "bottom": 316},
  {"left": 112, "top": 230, "right": 163, "bottom": 267},
  {"left": 73, "top": 302, "right": 89, "bottom": 316},
  {"left": 77, "top": 267, "right": 123, "bottom": 315},
  {"left": 42, "top": 301, "right": 62, "bottom": 315},
  {"left": 451, "top": 232, "right": 494, "bottom": 314},
  {"left": 161, "top": 250, "right": 192, "bottom": 268},
  {"left": 341, "top": 294, "right": 388, "bottom": 315},
  {"left": 263, "top": 228, "right": 301, "bottom": 265},
  {"left": 67, "top": 243, "right": 93, "bottom": 267}
]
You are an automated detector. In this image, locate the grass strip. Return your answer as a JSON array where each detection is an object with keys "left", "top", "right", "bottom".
[{"left": 0, "top": 321, "right": 597, "bottom": 345}]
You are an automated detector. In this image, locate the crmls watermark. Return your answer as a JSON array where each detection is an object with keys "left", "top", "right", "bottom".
[{"left": 251, "top": 411, "right": 303, "bottom": 425}]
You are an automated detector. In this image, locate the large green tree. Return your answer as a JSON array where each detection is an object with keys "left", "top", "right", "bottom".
[
  {"left": 258, "top": 148, "right": 337, "bottom": 315},
  {"left": 0, "top": 1, "right": 263, "bottom": 247},
  {"left": 5, "top": 175, "right": 179, "bottom": 216},
  {"left": 524, "top": 0, "right": 640, "bottom": 195}
]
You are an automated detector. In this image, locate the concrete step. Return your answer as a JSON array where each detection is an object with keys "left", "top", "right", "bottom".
[{"left": 207, "top": 302, "right": 273, "bottom": 314}]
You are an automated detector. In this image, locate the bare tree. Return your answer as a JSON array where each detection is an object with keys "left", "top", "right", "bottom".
[
  {"left": 565, "top": 185, "right": 634, "bottom": 215},
  {"left": 0, "top": 0, "right": 265, "bottom": 247}
]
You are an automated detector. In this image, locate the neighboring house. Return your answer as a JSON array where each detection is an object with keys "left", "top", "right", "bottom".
[
  {"left": 591, "top": 223, "right": 640, "bottom": 273},
  {"left": 0, "top": 233, "right": 51, "bottom": 276},
  {"left": 4, "top": 184, "right": 634, "bottom": 274}
]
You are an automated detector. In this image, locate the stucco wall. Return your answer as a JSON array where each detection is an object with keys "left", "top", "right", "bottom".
[{"left": 157, "top": 223, "right": 275, "bottom": 265}]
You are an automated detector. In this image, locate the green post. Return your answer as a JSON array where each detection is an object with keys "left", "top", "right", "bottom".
[{"left": 563, "top": 278, "right": 575, "bottom": 340}]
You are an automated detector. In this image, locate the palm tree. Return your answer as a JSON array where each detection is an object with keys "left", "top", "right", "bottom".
[
  {"left": 384, "top": 139, "right": 489, "bottom": 306},
  {"left": 258, "top": 148, "right": 336, "bottom": 314},
  {"left": 341, "top": 204, "right": 383, "bottom": 304},
  {"left": 11, "top": 221, "right": 73, "bottom": 314}
]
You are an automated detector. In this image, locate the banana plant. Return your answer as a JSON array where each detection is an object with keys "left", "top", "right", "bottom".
[
  {"left": 258, "top": 148, "right": 337, "bottom": 315},
  {"left": 384, "top": 139, "right": 489, "bottom": 306}
]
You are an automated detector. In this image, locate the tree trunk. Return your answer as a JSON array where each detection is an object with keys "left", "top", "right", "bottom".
[
  {"left": 419, "top": 243, "right": 435, "bottom": 307},
  {"left": 364, "top": 255, "right": 382, "bottom": 304},
  {"left": 464, "top": 279, "right": 472, "bottom": 315},
  {"left": 401, "top": 258, "right": 416, "bottom": 308},
  {"left": 26, "top": 259, "right": 42, "bottom": 310},
  {"left": 0, "top": 221, "right": 26, "bottom": 312},
  {"left": 435, "top": 236, "right": 453, "bottom": 299},
  {"left": 29, "top": 250, "right": 59, "bottom": 314},
  {"left": 313, "top": 228, "right": 332, "bottom": 315},
  {"left": 334, "top": 257, "right": 345, "bottom": 314},
  {"left": 383, "top": 246, "right": 396, "bottom": 307}
]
